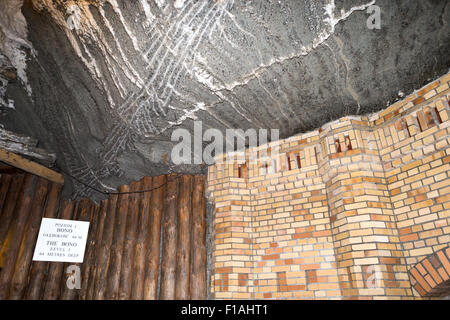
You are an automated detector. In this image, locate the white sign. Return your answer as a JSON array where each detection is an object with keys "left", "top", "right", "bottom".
[{"left": 32, "top": 218, "right": 90, "bottom": 263}]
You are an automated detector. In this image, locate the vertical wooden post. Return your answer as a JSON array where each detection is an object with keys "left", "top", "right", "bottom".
[
  {"left": 0, "top": 174, "right": 37, "bottom": 299},
  {"left": 159, "top": 174, "right": 179, "bottom": 300},
  {"left": 25, "top": 182, "right": 62, "bottom": 299},
  {"left": 105, "top": 185, "right": 129, "bottom": 299},
  {"left": 119, "top": 181, "right": 140, "bottom": 300},
  {"left": 175, "top": 175, "right": 192, "bottom": 300},
  {"left": 93, "top": 194, "right": 118, "bottom": 300},
  {"left": 0, "top": 174, "right": 25, "bottom": 252},
  {"left": 9, "top": 178, "right": 49, "bottom": 299},
  {"left": 131, "top": 177, "right": 152, "bottom": 300},
  {"left": 42, "top": 200, "right": 75, "bottom": 300},
  {"left": 86, "top": 199, "right": 107, "bottom": 300},
  {"left": 142, "top": 176, "right": 165, "bottom": 300},
  {"left": 190, "top": 175, "right": 207, "bottom": 299},
  {"left": 0, "top": 174, "right": 12, "bottom": 213},
  {"left": 79, "top": 202, "right": 100, "bottom": 300}
]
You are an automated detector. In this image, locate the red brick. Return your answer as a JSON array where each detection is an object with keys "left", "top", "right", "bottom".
[
  {"left": 288, "top": 285, "right": 306, "bottom": 291},
  {"left": 417, "top": 81, "right": 439, "bottom": 96},
  {"left": 413, "top": 96, "right": 425, "bottom": 105},
  {"left": 262, "top": 254, "right": 280, "bottom": 260},
  {"left": 424, "top": 274, "right": 437, "bottom": 288},
  {"left": 380, "top": 257, "right": 400, "bottom": 265},
  {"left": 429, "top": 255, "right": 441, "bottom": 269},
  {"left": 422, "top": 259, "right": 443, "bottom": 285},
  {"left": 399, "top": 227, "right": 412, "bottom": 235},
  {"left": 414, "top": 284, "right": 427, "bottom": 297},
  {"left": 238, "top": 273, "right": 248, "bottom": 280},
  {"left": 312, "top": 230, "right": 331, "bottom": 237},
  {"left": 400, "top": 233, "right": 418, "bottom": 242},
  {"left": 292, "top": 232, "right": 311, "bottom": 240},
  {"left": 435, "top": 195, "right": 450, "bottom": 204},
  {"left": 307, "top": 270, "right": 318, "bottom": 284},
  {"left": 437, "top": 251, "right": 450, "bottom": 274},
  {"left": 216, "top": 267, "right": 232, "bottom": 274},
  {"left": 415, "top": 194, "right": 427, "bottom": 202},
  {"left": 417, "top": 263, "right": 427, "bottom": 276},
  {"left": 437, "top": 267, "right": 449, "bottom": 282},
  {"left": 410, "top": 268, "right": 431, "bottom": 292},
  {"left": 301, "top": 264, "right": 320, "bottom": 270}
]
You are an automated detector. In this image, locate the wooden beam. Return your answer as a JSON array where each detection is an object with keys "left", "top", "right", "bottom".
[
  {"left": 119, "top": 181, "right": 140, "bottom": 300},
  {"left": 0, "top": 174, "right": 12, "bottom": 213},
  {"left": 0, "top": 175, "right": 25, "bottom": 258},
  {"left": 159, "top": 174, "right": 179, "bottom": 300},
  {"left": 79, "top": 201, "right": 100, "bottom": 300},
  {"left": 190, "top": 175, "right": 207, "bottom": 300},
  {"left": 25, "top": 182, "right": 62, "bottom": 300},
  {"left": 86, "top": 200, "right": 108, "bottom": 300},
  {"left": 105, "top": 185, "right": 130, "bottom": 300},
  {"left": 131, "top": 177, "right": 152, "bottom": 300},
  {"left": 0, "top": 148, "right": 63, "bottom": 184},
  {"left": 9, "top": 178, "right": 49, "bottom": 300},
  {"left": 0, "top": 174, "right": 37, "bottom": 299},
  {"left": 142, "top": 176, "right": 164, "bottom": 300},
  {"left": 93, "top": 194, "right": 118, "bottom": 300},
  {"left": 175, "top": 175, "right": 192, "bottom": 300}
]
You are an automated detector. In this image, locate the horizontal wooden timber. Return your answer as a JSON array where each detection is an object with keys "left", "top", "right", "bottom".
[{"left": 0, "top": 148, "right": 63, "bottom": 185}]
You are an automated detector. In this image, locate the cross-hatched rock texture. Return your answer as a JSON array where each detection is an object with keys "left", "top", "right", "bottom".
[{"left": 0, "top": 0, "right": 449, "bottom": 199}]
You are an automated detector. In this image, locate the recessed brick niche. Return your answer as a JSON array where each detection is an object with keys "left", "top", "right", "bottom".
[{"left": 207, "top": 72, "right": 450, "bottom": 300}]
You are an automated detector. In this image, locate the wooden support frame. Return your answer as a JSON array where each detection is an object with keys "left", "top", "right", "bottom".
[{"left": 0, "top": 148, "right": 63, "bottom": 185}]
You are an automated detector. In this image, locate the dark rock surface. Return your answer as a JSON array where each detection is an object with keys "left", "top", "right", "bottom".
[{"left": 0, "top": 0, "right": 449, "bottom": 199}]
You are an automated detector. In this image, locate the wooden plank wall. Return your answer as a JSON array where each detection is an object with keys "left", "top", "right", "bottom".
[{"left": 0, "top": 173, "right": 207, "bottom": 300}]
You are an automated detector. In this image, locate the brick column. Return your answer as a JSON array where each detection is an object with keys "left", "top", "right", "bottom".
[
  {"left": 319, "top": 119, "right": 413, "bottom": 299},
  {"left": 207, "top": 161, "right": 254, "bottom": 299}
]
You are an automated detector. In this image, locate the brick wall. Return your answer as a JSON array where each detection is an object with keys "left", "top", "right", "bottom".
[{"left": 207, "top": 72, "right": 450, "bottom": 300}]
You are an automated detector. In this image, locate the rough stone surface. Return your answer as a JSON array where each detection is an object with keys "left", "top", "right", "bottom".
[{"left": 0, "top": 0, "right": 449, "bottom": 199}]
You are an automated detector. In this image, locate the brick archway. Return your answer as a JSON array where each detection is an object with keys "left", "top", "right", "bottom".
[{"left": 408, "top": 247, "right": 450, "bottom": 298}]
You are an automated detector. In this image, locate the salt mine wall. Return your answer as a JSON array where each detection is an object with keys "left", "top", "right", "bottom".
[
  {"left": 0, "top": 174, "right": 207, "bottom": 300},
  {"left": 207, "top": 72, "right": 450, "bottom": 299}
]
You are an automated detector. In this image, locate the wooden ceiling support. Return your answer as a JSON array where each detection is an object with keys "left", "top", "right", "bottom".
[{"left": 0, "top": 148, "right": 63, "bottom": 185}]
